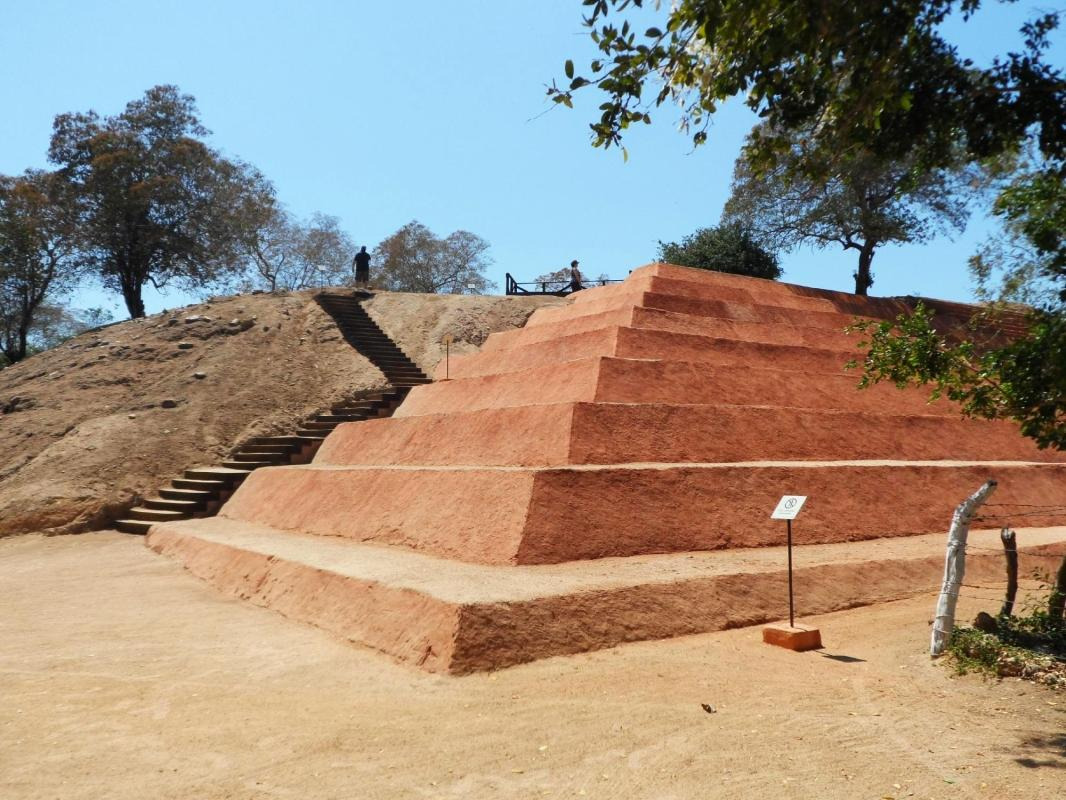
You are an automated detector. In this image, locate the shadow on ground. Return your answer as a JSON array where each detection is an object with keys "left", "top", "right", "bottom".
[{"left": 1015, "top": 732, "right": 1066, "bottom": 769}]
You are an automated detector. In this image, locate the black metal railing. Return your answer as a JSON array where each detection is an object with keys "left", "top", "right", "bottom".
[{"left": 504, "top": 272, "right": 623, "bottom": 296}]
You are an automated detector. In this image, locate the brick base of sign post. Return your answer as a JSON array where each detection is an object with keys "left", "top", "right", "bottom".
[{"left": 762, "top": 623, "right": 823, "bottom": 652}]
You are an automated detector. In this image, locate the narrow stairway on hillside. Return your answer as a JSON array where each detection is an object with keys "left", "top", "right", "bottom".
[
  {"left": 314, "top": 293, "right": 432, "bottom": 388},
  {"left": 114, "top": 293, "right": 431, "bottom": 535}
]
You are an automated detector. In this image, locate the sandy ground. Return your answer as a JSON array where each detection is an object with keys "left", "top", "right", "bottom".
[{"left": 1, "top": 533, "right": 1063, "bottom": 800}]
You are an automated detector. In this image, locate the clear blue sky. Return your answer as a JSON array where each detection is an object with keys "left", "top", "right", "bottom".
[{"left": 1, "top": 1, "right": 1059, "bottom": 317}]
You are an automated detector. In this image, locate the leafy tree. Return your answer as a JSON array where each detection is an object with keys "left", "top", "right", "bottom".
[
  {"left": 373, "top": 221, "right": 496, "bottom": 294},
  {"left": 656, "top": 222, "right": 781, "bottom": 280},
  {"left": 970, "top": 149, "right": 1066, "bottom": 306},
  {"left": 849, "top": 303, "right": 1065, "bottom": 451},
  {"left": 48, "top": 85, "right": 270, "bottom": 318},
  {"left": 550, "top": 1, "right": 1063, "bottom": 165},
  {"left": 723, "top": 125, "right": 976, "bottom": 294},
  {"left": 239, "top": 207, "right": 357, "bottom": 291},
  {"left": 550, "top": 1, "right": 1065, "bottom": 282},
  {"left": 0, "top": 170, "right": 81, "bottom": 364}
]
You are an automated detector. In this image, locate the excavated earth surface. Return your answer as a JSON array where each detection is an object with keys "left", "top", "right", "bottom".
[{"left": 0, "top": 289, "right": 559, "bottom": 536}]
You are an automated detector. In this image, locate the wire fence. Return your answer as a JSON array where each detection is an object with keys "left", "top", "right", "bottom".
[{"left": 941, "top": 498, "right": 1065, "bottom": 611}]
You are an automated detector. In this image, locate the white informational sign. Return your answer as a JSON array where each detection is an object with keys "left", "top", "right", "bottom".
[
  {"left": 441, "top": 333, "right": 454, "bottom": 345},
  {"left": 771, "top": 495, "right": 807, "bottom": 520}
]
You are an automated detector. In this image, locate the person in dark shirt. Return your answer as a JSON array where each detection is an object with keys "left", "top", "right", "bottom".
[
  {"left": 353, "top": 246, "right": 371, "bottom": 288},
  {"left": 569, "top": 259, "right": 584, "bottom": 293}
]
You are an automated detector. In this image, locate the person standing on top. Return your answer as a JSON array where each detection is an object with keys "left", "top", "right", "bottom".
[
  {"left": 353, "top": 246, "right": 371, "bottom": 289},
  {"left": 569, "top": 259, "right": 584, "bottom": 293}
]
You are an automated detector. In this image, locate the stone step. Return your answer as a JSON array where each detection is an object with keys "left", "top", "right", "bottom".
[
  {"left": 239, "top": 445, "right": 297, "bottom": 455},
  {"left": 160, "top": 487, "right": 215, "bottom": 502},
  {"left": 372, "top": 365, "right": 420, "bottom": 374},
  {"left": 363, "top": 354, "right": 417, "bottom": 363},
  {"left": 294, "top": 430, "right": 330, "bottom": 440},
  {"left": 334, "top": 401, "right": 1066, "bottom": 467},
  {"left": 246, "top": 435, "right": 304, "bottom": 446},
  {"left": 339, "top": 332, "right": 392, "bottom": 342},
  {"left": 331, "top": 318, "right": 381, "bottom": 326},
  {"left": 220, "top": 461, "right": 1066, "bottom": 566},
  {"left": 334, "top": 404, "right": 386, "bottom": 414},
  {"left": 300, "top": 420, "right": 340, "bottom": 431},
  {"left": 220, "top": 459, "right": 274, "bottom": 470},
  {"left": 349, "top": 338, "right": 402, "bottom": 346},
  {"left": 146, "top": 518, "right": 1066, "bottom": 674},
  {"left": 315, "top": 414, "right": 366, "bottom": 424},
  {"left": 361, "top": 352, "right": 413, "bottom": 361},
  {"left": 172, "top": 478, "right": 228, "bottom": 491},
  {"left": 229, "top": 454, "right": 287, "bottom": 467},
  {"left": 330, "top": 316, "right": 380, "bottom": 325},
  {"left": 115, "top": 519, "right": 152, "bottom": 535},
  {"left": 184, "top": 466, "right": 251, "bottom": 483},
  {"left": 128, "top": 507, "right": 190, "bottom": 522},
  {"left": 145, "top": 497, "right": 203, "bottom": 512}
]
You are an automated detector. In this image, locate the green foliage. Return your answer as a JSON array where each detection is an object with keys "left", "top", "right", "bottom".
[
  {"left": 552, "top": 1, "right": 1065, "bottom": 295},
  {"left": 0, "top": 170, "right": 81, "bottom": 363},
  {"left": 48, "top": 85, "right": 271, "bottom": 318},
  {"left": 970, "top": 147, "right": 1066, "bottom": 306},
  {"left": 724, "top": 124, "right": 978, "bottom": 294},
  {"left": 656, "top": 223, "right": 781, "bottom": 280},
  {"left": 373, "top": 221, "right": 496, "bottom": 294},
  {"left": 847, "top": 303, "right": 1066, "bottom": 450},
  {"left": 551, "top": 1, "right": 1064, "bottom": 169},
  {"left": 947, "top": 602, "right": 1066, "bottom": 688}
]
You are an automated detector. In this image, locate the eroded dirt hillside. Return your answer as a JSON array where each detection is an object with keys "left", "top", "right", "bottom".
[{"left": 0, "top": 289, "right": 560, "bottom": 536}]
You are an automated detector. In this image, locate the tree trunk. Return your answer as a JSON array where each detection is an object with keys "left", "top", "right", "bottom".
[
  {"left": 930, "top": 480, "right": 998, "bottom": 656},
  {"left": 15, "top": 321, "right": 29, "bottom": 362},
  {"left": 1050, "top": 555, "right": 1066, "bottom": 623},
  {"left": 853, "top": 243, "right": 876, "bottom": 296},
  {"left": 119, "top": 271, "right": 146, "bottom": 319},
  {"left": 999, "top": 528, "right": 1018, "bottom": 618}
]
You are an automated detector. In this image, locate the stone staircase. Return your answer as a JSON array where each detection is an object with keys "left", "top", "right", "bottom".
[
  {"left": 114, "top": 293, "right": 430, "bottom": 535},
  {"left": 315, "top": 293, "right": 432, "bottom": 388}
]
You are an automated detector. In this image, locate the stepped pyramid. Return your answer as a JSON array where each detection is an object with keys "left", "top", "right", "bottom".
[{"left": 147, "top": 263, "right": 1066, "bottom": 672}]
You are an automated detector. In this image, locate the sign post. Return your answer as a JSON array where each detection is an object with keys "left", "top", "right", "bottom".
[
  {"left": 764, "top": 495, "right": 822, "bottom": 651},
  {"left": 441, "top": 334, "right": 454, "bottom": 380}
]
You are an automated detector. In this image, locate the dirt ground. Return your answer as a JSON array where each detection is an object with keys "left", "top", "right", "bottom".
[
  {"left": 0, "top": 290, "right": 556, "bottom": 537},
  {"left": 1, "top": 533, "right": 1062, "bottom": 800}
]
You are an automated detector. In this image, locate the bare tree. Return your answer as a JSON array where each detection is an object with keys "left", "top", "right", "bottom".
[
  {"left": 239, "top": 208, "right": 357, "bottom": 291},
  {"left": 373, "top": 221, "right": 496, "bottom": 294}
]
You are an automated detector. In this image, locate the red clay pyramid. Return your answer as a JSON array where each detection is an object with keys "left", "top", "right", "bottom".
[{"left": 146, "top": 263, "right": 1066, "bottom": 671}]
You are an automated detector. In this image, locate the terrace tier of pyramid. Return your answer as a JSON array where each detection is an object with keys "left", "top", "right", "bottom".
[{"left": 167, "top": 263, "right": 1066, "bottom": 570}]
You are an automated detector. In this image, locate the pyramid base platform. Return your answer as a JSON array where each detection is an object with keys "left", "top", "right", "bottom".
[{"left": 145, "top": 518, "right": 1066, "bottom": 674}]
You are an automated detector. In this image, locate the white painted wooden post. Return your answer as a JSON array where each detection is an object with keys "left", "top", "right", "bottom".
[{"left": 930, "top": 480, "right": 998, "bottom": 657}]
